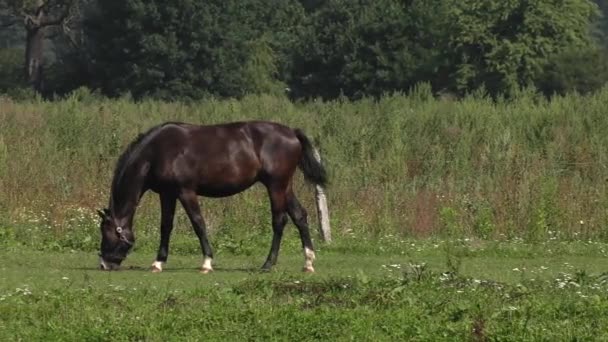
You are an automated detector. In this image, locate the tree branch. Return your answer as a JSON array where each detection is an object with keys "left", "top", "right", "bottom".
[
  {"left": 39, "top": 0, "right": 74, "bottom": 27},
  {"left": 39, "top": 11, "right": 65, "bottom": 26},
  {"left": 24, "top": 13, "right": 40, "bottom": 29}
]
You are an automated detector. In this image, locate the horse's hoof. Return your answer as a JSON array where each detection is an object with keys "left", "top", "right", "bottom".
[
  {"left": 302, "top": 266, "right": 315, "bottom": 273},
  {"left": 200, "top": 267, "right": 213, "bottom": 274},
  {"left": 151, "top": 261, "right": 163, "bottom": 273}
]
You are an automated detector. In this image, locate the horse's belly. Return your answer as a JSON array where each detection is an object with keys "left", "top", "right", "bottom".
[{"left": 195, "top": 180, "right": 257, "bottom": 198}]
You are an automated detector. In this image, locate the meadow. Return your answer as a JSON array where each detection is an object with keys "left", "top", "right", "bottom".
[
  {"left": 2, "top": 241, "right": 608, "bottom": 340},
  {"left": 2, "top": 86, "right": 608, "bottom": 340}
]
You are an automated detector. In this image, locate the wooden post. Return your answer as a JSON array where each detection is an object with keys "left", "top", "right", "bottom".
[{"left": 313, "top": 148, "right": 331, "bottom": 243}]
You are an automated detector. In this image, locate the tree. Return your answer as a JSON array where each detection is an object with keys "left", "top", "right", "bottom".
[
  {"left": 444, "top": 0, "right": 600, "bottom": 96},
  {"left": 291, "top": 0, "right": 450, "bottom": 99},
  {"left": 539, "top": 47, "right": 608, "bottom": 95},
  {"left": 0, "top": 0, "right": 80, "bottom": 93},
  {"left": 85, "top": 0, "right": 305, "bottom": 99},
  {"left": 0, "top": 48, "right": 23, "bottom": 92},
  {"left": 25, "top": 0, "right": 598, "bottom": 100},
  {"left": 290, "top": 0, "right": 600, "bottom": 100}
]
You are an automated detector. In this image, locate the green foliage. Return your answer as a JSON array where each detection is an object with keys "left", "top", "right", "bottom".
[
  {"left": 473, "top": 201, "right": 496, "bottom": 239},
  {"left": 593, "top": 0, "right": 608, "bottom": 46},
  {"left": 444, "top": 0, "right": 600, "bottom": 96},
  {"left": 3, "top": 248, "right": 608, "bottom": 340},
  {"left": 242, "top": 36, "right": 286, "bottom": 97},
  {"left": 43, "top": 50, "right": 95, "bottom": 98},
  {"left": 0, "top": 0, "right": 87, "bottom": 96},
  {"left": 539, "top": 47, "right": 608, "bottom": 95},
  {"left": 289, "top": 0, "right": 602, "bottom": 99},
  {"left": 291, "top": 0, "right": 448, "bottom": 99},
  {"left": 1, "top": 0, "right": 599, "bottom": 99},
  {"left": 439, "top": 206, "right": 461, "bottom": 237},
  {"left": 3, "top": 91, "right": 608, "bottom": 249},
  {"left": 528, "top": 177, "right": 562, "bottom": 242},
  {"left": 0, "top": 48, "right": 25, "bottom": 92},
  {"left": 85, "top": 0, "right": 305, "bottom": 99}
]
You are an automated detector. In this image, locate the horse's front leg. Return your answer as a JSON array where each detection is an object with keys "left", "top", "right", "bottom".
[
  {"left": 151, "top": 194, "right": 177, "bottom": 273},
  {"left": 179, "top": 189, "right": 214, "bottom": 273}
]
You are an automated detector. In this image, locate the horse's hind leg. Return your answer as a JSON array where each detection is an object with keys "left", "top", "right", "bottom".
[
  {"left": 151, "top": 193, "right": 177, "bottom": 273},
  {"left": 179, "top": 189, "right": 214, "bottom": 273},
  {"left": 286, "top": 192, "right": 315, "bottom": 273},
  {"left": 261, "top": 185, "right": 289, "bottom": 271}
]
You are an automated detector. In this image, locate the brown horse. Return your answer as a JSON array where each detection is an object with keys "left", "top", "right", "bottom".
[{"left": 97, "top": 121, "right": 327, "bottom": 273}]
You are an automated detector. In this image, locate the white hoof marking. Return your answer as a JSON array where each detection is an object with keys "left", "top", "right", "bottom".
[
  {"left": 303, "top": 266, "right": 315, "bottom": 273},
  {"left": 151, "top": 261, "right": 164, "bottom": 272},
  {"left": 200, "top": 257, "right": 213, "bottom": 273},
  {"left": 304, "top": 247, "right": 316, "bottom": 271}
]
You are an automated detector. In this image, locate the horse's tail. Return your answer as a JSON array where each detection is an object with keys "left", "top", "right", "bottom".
[{"left": 295, "top": 129, "right": 328, "bottom": 187}]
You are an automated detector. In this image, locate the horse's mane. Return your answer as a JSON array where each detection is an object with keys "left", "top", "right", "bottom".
[{"left": 110, "top": 122, "right": 183, "bottom": 205}]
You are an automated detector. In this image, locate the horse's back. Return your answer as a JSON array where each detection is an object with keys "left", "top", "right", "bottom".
[
  {"left": 146, "top": 121, "right": 301, "bottom": 196},
  {"left": 208, "top": 121, "right": 303, "bottom": 184}
]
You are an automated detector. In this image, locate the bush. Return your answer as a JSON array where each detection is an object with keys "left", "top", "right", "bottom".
[
  {"left": 85, "top": 0, "right": 305, "bottom": 99},
  {"left": 539, "top": 47, "right": 608, "bottom": 96},
  {"left": 290, "top": 0, "right": 447, "bottom": 100},
  {"left": 0, "top": 48, "right": 26, "bottom": 92}
]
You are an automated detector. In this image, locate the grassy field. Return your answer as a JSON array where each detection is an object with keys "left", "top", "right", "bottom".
[
  {"left": 2, "top": 241, "right": 608, "bottom": 340},
  {"left": 2, "top": 87, "right": 608, "bottom": 244},
  {"left": 3, "top": 89, "right": 608, "bottom": 340}
]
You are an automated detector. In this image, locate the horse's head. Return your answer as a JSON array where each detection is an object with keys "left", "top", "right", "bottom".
[{"left": 97, "top": 208, "right": 134, "bottom": 270}]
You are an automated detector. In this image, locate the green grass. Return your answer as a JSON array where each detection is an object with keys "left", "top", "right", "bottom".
[
  {"left": 2, "top": 88, "right": 608, "bottom": 243},
  {"left": 2, "top": 242, "right": 608, "bottom": 340},
  {"left": 3, "top": 88, "right": 608, "bottom": 339}
]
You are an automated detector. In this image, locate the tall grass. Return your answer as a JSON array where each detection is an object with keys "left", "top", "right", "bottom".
[{"left": 2, "top": 86, "right": 608, "bottom": 251}]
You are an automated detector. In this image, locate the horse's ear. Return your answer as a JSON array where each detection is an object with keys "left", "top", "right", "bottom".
[{"left": 97, "top": 209, "right": 108, "bottom": 220}]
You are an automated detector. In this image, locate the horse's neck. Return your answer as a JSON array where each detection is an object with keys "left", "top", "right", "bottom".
[
  {"left": 110, "top": 162, "right": 148, "bottom": 221},
  {"left": 110, "top": 196, "right": 137, "bottom": 224}
]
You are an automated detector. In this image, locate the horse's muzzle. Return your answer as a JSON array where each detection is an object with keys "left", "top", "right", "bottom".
[{"left": 99, "top": 256, "right": 122, "bottom": 271}]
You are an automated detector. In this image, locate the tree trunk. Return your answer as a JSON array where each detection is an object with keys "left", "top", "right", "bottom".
[
  {"left": 5, "top": 0, "right": 74, "bottom": 94},
  {"left": 23, "top": 0, "right": 48, "bottom": 94},
  {"left": 25, "top": 25, "right": 45, "bottom": 93}
]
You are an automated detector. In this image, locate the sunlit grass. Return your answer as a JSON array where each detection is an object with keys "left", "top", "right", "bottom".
[
  {"left": 2, "top": 245, "right": 608, "bottom": 340},
  {"left": 2, "top": 88, "right": 608, "bottom": 245}
]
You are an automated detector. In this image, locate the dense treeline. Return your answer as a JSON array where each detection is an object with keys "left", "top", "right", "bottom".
[{"left": 1, "top": 0, "right": 608, "bottom": 100}]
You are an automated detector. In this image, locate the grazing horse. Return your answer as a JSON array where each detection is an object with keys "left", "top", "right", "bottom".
[{"left": 97, "top": 121, "right": 327, "bottom": 273}]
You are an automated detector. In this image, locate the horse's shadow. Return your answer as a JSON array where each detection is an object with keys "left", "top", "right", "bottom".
[{"left": 68, "top": 265, "right": 260, "bottom": 273}]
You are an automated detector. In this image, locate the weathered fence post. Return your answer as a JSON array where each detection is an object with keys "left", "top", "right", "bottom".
[{"left": 313, "top": 148, "right": 331, "bottom": 243}]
